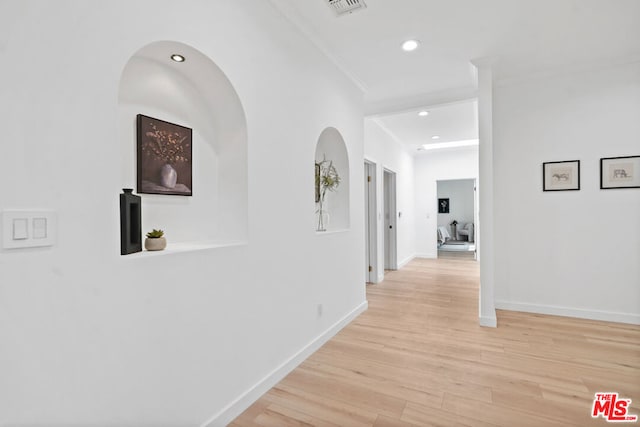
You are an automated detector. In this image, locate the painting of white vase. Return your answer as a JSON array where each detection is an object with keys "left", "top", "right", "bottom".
[{"left": 137, "top": 114, "right": 193, "bottom": 196}]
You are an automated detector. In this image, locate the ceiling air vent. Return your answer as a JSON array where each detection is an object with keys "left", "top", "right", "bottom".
[{"left": 327, "top": 0, "right": 367, "bottom": 16}]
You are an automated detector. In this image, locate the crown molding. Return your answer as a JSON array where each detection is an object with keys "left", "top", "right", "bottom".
[
  {"left": 365, "top": 86, "right": 478, "bottom": 117},
  {"left": 368, "top": 117, "right": 411, "bottom": 154},
  {"left": 268, "top": 0, "right": 368, "bottom": 93},
  {"left": 368, "top": 117, "right": 422, "bottom": 157},
  {"left": 470, "top": 56, "right": 500, "bottom": 69}
]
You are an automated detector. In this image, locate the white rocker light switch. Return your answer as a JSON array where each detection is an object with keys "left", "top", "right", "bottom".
[
  {"left": 33, "top": 218, "right": 47, "bottom": 239},
  {"left": 12, "top": 218, "right": 28, "bottom": 240}
]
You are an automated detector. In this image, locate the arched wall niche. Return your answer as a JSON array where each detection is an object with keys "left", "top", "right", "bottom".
[
  {"left": 314, "top": 127, "right": 350, "bottom": 232},
  {"left": 118, "top": 40, "right": 248, "bottom": 246}
]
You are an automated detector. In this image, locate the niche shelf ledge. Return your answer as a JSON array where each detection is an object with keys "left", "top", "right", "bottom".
[
  {"left": 315, "top": 229, "right": 349, "bottom": 236},
  {"left": 121, "top": 240, "right": 247, "bottom": 259}
]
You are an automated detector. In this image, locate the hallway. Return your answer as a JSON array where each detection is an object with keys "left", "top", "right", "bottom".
[{"left": 232, "top": 257, "right": 640, "bottom": 426}]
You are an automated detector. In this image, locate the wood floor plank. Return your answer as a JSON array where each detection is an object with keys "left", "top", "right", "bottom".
[
  {"left": 253, "top": 404, "right": 334, "bottom": 427},
  {"left": 263, "top": 385, "right": 377, "bottom": 427},
  {"left": 230, "top": 257, "right": 640, "bottom": 426},
  {"left": 372, "top": 414, "right": 421, "bottom": 427},
  {"left": 279, "top": 367, "right": 407, "bottom": 418},
  {"left": 441, "top": 392, "right": 572, "bottom": 427},
  {"left": 401, "top": 401, "right": 498, "bottom": 427}
]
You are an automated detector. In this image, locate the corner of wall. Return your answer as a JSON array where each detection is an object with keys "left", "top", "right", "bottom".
[
  {"left": 479, "top": 314, "right": 497, "bottom": 328},
  {"left": 397, "top": 254, "right": 415, "bottom": 269}
]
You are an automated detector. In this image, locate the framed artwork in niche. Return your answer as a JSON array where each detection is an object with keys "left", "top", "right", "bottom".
[
  {"left": 438, "top": 198, "right": 450, "bottom": 213},
  {"left": 315, "top": 163, "right": 321, "bottom": 203},
  {"left": 543, "top": 160, "right": 580, "bottom": 191},
  {"left": 137, "top": 114, "right": 192, "bottom": 196},
  {"left": 600, "top": 155, "right": 640, "bottom": 189}
]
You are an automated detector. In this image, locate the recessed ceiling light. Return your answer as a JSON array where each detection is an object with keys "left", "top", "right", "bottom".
[
  {"left": 170, "top": 54, "right": 185, "bottom": 63},
  {"left": 401, "top": 39, "right": 420, "bottom": 52},
  {"left": 418, "top": 111, "right": 429, "bottom": 117},
  {"left": 431, "top": 135, "right": 440, "bottom": 140}
]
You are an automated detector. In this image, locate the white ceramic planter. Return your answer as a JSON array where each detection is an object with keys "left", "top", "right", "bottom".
[{"left": 145, "top": 237, "right": 167, "bottom": 251}]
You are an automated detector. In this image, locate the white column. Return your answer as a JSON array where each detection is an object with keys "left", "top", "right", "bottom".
[{"left": 471, "top": 58, "right": 497, "bottom": 327}]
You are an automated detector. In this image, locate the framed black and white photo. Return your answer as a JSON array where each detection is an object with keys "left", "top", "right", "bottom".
[
  {"left": 543, "top": 160, "right": 580, "bottom": 191},
  {"left": 438, "top": 198, "right": 450, "bottom": 213},
  {"left": 600, "top": 155, "right": 640, "bottom": 189}
]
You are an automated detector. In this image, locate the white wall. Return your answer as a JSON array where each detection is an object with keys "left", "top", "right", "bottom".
[
  {"left": 364, "top": 119, "right": 415, "bottom": 281},
  {"left": 493, "top": 61, "right": 640, "bottom": 324},
  {"left": 415, "top": 147, "right": 479, "bottom": 258},
  {"left": 437, "top": 179, "right": 475, "bottom": 236},
  {"left": 0, "top": 1, "right": 366, "bottom": 426}
]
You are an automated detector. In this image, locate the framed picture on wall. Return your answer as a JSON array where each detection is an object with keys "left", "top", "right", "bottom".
[
  {"left": 137, "top": 114, "right": 193, "bottom": 196},
  {"left": 315, "top": 163, "right": 321, "bottom": 203},
  {"left": 543, "top": 160, "right": 580, "bottom": 191},
  {"left": 600, "top": 155, "right": 640, "bottom": 189},
  {"left": 438, "top": 198, "right": 450, "bottom": 213}
]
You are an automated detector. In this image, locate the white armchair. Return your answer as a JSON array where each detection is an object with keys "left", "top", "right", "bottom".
[
  {"left": 457, "top": 223, "right": 474, "bottom": 242},
  {"left": 437, "top": 226, "right": 451, "bottom": 245}
]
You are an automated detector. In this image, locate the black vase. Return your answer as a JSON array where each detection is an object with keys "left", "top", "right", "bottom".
[{"left": 120, "top": 188, "right": 142, "bottom": 255}]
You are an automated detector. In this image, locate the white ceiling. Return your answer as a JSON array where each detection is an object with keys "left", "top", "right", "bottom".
[
  {"left": 374, "top": 100, "right": 478, "bottom": 152},
  {"left": 270, "top": 0, "right": 640, "bottom": 150}
]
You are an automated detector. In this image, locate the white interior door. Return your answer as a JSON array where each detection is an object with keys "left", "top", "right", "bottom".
[
  {"left": 364, "top": 161, "right": 377, "bottom": 282},
  {"left": 383, "top": 169, "right": 397, "bottom": 271}
]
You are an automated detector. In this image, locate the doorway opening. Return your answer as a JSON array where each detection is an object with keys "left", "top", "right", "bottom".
[
  {"left": 383, "top": 169, "right": 398, "bottom": 271},
  {"left": 436, "top": 178, "right": 477, "bottom": 260}
]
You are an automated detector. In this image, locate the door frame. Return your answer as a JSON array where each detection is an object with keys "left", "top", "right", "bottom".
[
  {"left": 435, "top": 177, "right": 477, "bottom": 258},
  {"left": 364, "top": 160, "right": 377, "bottom": 283},
  {"left": 383, "top": 168, "right": 398, "bottom": 271}
]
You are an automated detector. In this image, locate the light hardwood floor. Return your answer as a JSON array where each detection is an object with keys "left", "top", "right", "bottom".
[
  {"left": 437, "top": 250, "right": 475, "bottom": 260},
  {"left": 231, "top": 257, "right": 640, "bottom": 426}
]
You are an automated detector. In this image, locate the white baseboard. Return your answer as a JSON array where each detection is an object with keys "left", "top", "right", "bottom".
[
  {"left": 479, "top": 315, "right": 497, "bottom": 328},
  {"left": 495, "top": 301, "right": 640, "bottom": 325},
  {"left": 398, "top": 254, "right": 415, "bottom": 269},
  {"left": 200, "top": 300, "right": 369, "bottom": 427},
  {"left": 414, "top": 253, "right": 436, "bottom": 259}
]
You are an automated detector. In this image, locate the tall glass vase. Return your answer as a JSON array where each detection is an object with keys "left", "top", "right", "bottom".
[{"left": 316, "top": 201, "right": 329, "bottom": 232}]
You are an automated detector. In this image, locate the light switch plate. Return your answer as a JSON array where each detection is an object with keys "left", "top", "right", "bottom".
[
  {"left": 12, "top": 218, "right": 29, "bottom": 240},
  {"left": 33, "top": 217, "right": 47, "bottom": 239},
  {"left": 2, "top": 210, "right": 57, "bottom": 249}
]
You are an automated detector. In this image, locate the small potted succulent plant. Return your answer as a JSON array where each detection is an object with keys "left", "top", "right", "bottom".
[{"left": 144, "top": 229, "right": 167, "bottom": 251}]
